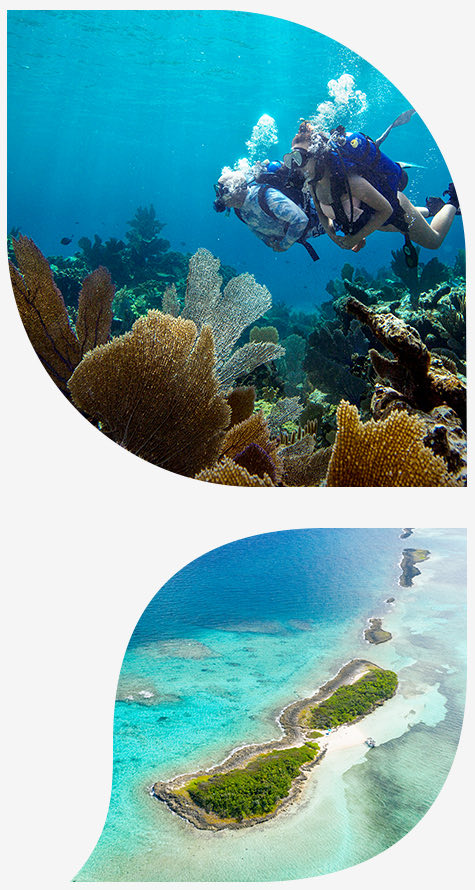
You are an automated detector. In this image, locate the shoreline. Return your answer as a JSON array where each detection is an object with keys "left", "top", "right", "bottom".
[{"left": 152, "top": 658, "right": 387, "bottom": 831}]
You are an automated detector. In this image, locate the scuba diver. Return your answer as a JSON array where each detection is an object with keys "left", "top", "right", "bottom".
[
  {"left": 285, "top": 115, "right": 460, "bottom": 264},
  {"left": 213, "top": 161, "right": 324, "bottom": 261}
]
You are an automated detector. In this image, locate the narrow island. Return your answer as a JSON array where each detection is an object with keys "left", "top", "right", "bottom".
[
  {"left": 152, "top": 660, "right": 398, "bottom": 830},
  {"left": 400, "top": 528, "right": 413, "bottom": 539},
  {"left": 399, "top": 548, "right": 430, "bottom": 587},
  {"left": 364, "top": 617, "right": 392, "bottom": 645}
]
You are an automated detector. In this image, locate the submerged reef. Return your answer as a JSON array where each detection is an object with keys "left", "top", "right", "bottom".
[
  {"left": 152, "top": 660, "right": 396, "bottom": 830},
  {"left": 9, "top": 221, "right": 466, "bottom": 486}
]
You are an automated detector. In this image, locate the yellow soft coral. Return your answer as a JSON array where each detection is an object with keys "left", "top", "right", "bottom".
[
  {"left": 325, "top": 401, "right": 457, "bottom": 487},
  {"left": 195, "top": 457, "right": 275, "bottom": 486}
]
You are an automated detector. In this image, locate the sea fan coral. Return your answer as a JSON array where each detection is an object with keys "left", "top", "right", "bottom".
[
  {"left": 9, "top": 236, "right": 115, "bottom": 395},
  {"left": 9, "top": 235, "right": 82, "bottom": 394},
  {"left": 326, "top": 401, "right": 456, "bottom": 487},
  {"left": 68, "top": 311, "right": 231, "bottom": 476},
  {"left": 226, "top": 386, "right": 256, "bottom": 427},
  {"left": 76, "top": 266, "right": 115, "bottom": 357},
  {"left": 182, "top": 248, "right": 284, "bottom": 388},
  {"left": 280, "top": 437, "right": 332, "bottom": 486}
]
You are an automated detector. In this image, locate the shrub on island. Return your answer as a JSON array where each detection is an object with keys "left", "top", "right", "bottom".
[
  {"left": 310, "top": 669, "right": 397, "bottom": 730},
  {"left": 186, "top": 743, "right": 319, "bottom": 821}
]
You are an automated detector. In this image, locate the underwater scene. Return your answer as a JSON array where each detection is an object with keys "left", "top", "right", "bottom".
[
  {"left": 7, "top": 10, "right": 466, "bottom": 486},
  {"left": 75, "top": 528, "right": 466, "bottom": 881}
]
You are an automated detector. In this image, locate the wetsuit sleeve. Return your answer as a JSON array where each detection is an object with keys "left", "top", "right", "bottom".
[{"left": 265, "top": 188, "right": 309, "bottom": 250}]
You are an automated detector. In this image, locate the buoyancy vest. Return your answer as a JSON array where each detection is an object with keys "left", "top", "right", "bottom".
[{"left": 327, "top": 131, "right": 408, "bottom": 235}]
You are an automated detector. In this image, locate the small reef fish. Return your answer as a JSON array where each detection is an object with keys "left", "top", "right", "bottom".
[{"left": 60, "top": 236, "right": 73, "bottom": 245}]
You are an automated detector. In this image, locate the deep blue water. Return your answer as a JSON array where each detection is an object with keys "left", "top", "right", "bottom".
[
  {"left": 7, "top": 10, "right": 464, "bottom": 311},
  {"left": 129, "top": 527, "right": 403, "bottom": 645}
]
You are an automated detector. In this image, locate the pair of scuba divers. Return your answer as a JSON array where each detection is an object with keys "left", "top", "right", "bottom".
[{"left": 213, "top": 111, "right": 460, "bottom": 268}]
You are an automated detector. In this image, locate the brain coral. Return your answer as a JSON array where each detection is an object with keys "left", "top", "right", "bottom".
[{"left": 325, "top": 401, "right": 456, "bottom": 487}]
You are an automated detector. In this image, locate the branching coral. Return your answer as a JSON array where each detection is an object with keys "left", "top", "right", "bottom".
[
  {"left": 346, "top": 296, "right": 466, "bottom": 427},
  {"left": 68, "top": 311, "right": 231, "bottom": 477},
  {"left": 325, "top": 401, "right": 456, "bottom": 487},
  {"left": 9, "top": 236, "right": 114, "bottom": 395}
]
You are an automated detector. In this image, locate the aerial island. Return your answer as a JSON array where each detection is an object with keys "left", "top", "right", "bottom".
[
  {"left": 399, "top": 548, "right": 430, "bottom": 587},
  {"left": 153, "top": 660, "right": 398, "bottom": 830},
  {"left": 364, "top": 617, "right": 392, "bottom": 645}
]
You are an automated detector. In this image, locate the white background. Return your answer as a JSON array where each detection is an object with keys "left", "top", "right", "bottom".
[{"left": 1, "top": 1, "right": 473, "bottom": 889}]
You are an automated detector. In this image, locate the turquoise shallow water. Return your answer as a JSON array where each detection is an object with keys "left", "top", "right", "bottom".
[{"left": 76, "top": 528, "right": 466, "bottom": 881}]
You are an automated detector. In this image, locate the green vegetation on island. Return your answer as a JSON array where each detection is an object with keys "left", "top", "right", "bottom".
[
  {"left": 310, "top": 669, "right": 397, "bottom": 730},
  {"left": 186, "top": 743, "right": 319, "bottom": 821},
  {"left": 153, "top": 661, "right": 398, "bottom": 830}
]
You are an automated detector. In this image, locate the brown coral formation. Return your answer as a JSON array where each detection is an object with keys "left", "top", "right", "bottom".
[
  {"left": 68, "top": 311, "right": 231, "bottom": 476},
  {"left": 346, "top": 296, "right": 466, "bottom": 427},
  {"left": 219, "top": 411, "right": 283, "bottom": 483},
  {"left": 9, "top": 235, "right": 82, "bottom": 394},
  {"left": 76, "top": 266, "right": 115, "bottom": 357},
  {"left": 326, "top": 401, "right": 456, "bottom": 487},
  {"left": 10, "top": 237, "right": 115, "bottom": 394},
  {"left": 249, "top": 325, "right": 279, "bottom": 344},
  {"left": 225, "top": 386, "right": 256, "bottom": 428},
  {"left": 195, "top": 457, "right": 275, "bottom": 486},
  {"left": 280, "top": 436, "right": 332, "bottom": 487}
]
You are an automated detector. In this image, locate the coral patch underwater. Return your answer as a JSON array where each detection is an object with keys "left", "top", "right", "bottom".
[{"left": 8, "top": 217, "right": 466, "bottom": 486}]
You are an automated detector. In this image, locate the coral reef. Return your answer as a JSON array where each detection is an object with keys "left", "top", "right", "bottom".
[
  {"left": 226, "top": 386, "right": 256, "bottom": 428},
  {"left": 76, "top": 266, "right": 115, "bottom": 357},
  {"left": 346, "top": 296, "right": 466, "bottom": 427},
  {"left": 9, "top": 236, "right": 114, "bottom": 395},
  {"left": 9, "top": 205, "right": 465, "bottom": 487},
  {"left": 249, "top": 325, "right": 279, "bottom": 344},
  {"left": 68, "top": 312, "right": 231, "bottom": 477},
  {"left": 195, "top": 457, "right": 275, "bottom": 486},
  {"left": 219, "top": 411, "right": 282, "bottom": 483},
  {"left": 182, "top": 248, "right": 284, "bottom": 388},
  {"left": 326, "top": 401, "right": 457, "bottom": 487}
]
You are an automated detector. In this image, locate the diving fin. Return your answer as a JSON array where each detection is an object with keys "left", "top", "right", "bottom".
[
  {"left": 376, "top": 109, "right": 416, "bottom": 147},
  {"left": 403, "top": 234, "right": 419, "bottom": 269}
]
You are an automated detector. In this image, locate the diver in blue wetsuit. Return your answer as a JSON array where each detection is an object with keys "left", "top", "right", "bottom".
[
  {"left": 286, "top": 120, "right": 460, "bottom": 264},
  {"left": 213, "top": 164, "right": 323, "bottom": 260}
]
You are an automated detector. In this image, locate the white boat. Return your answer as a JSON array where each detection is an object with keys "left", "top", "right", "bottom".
[{"left": 365, "top": 737, "right": 376, "bottom": 748}]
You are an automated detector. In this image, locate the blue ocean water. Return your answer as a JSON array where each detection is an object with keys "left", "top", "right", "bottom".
[
  {"left": 76, "top": 528, "right": 466, "bottom": 882},
  {"left": 7, "top": 10, "right": 464, "bottom": 312}
]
